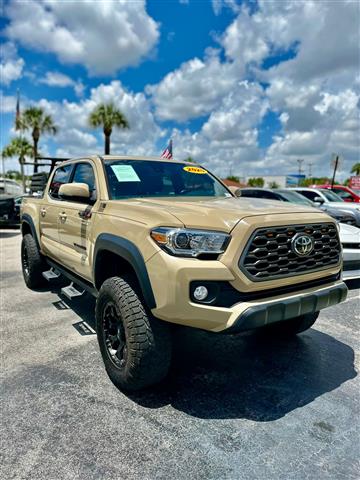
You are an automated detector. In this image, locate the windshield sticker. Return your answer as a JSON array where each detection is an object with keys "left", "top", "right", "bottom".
[
  {"left": 183, "top": 166, "right": 207, "bottom": 174},
  {"left": 111, "top": 165, "right": 141, "bottom": 182}
]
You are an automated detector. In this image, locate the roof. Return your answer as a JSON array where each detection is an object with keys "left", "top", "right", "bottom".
[
  {"left": 239, "top": 187, "right": 273, "bottom": 192},
  {"left": 102, "top": 155, "right": 191, "bottom": 164}
]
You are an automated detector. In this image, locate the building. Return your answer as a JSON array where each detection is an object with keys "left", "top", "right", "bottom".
[{"left": 241, "top": 175, "right": 305, "bottom": 188}]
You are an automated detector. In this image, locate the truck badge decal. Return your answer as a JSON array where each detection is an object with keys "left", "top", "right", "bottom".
[{"left": 292, "top": 233, "right": 314, "bottom": 256}]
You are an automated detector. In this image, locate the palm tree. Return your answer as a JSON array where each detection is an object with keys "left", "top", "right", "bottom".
[
  {"left": 18, "top": 107, "right": 57, "bottom": 173},
  {"left": 88, "top": 102, "right": 129, "bottom": 155},
  {"left": 351, "top": 163, "right": 360, "bottom": 175},
  {"left": 2, "top": 137, "right": 34, "bottom": 191}
]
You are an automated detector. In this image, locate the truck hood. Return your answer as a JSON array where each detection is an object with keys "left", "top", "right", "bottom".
[
  {"left": 324, "top": 202, "right": 360, "bottom": 212},
  {"left": 133, "top": 196, "right": 323, "bottom": 232}
]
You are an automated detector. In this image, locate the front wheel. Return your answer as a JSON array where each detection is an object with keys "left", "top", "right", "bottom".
[
  {"left": 21, "top": 234, "right": 46, "bottom": 289},
  {"left": 263, "top": 312, "right": 319, "bottom": 336},
  {"left": 95, "top": 276, "right": 172, "bottom": 391}
]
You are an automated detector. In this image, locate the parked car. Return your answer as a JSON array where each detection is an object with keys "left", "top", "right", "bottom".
[
  {"left": 237, "top": 188, "right": 359, "bottom": 227},
  {"left": 0, "top": 195, "right": 23, "bottom": 226},
  {"left": 339, "top": 223, "right": 360, "bottom": 280},
  {"left": 292, "top": 187, "right": 360, "bottom": 226},
  {"left": 0, "top": 178, "right": 23, "bottom": 196},
  {"left": 21, "top": 155, "right": 347, "bottom": 391},
  {"left": 311, "top": 185, "right": 360, "bottom": 203}
]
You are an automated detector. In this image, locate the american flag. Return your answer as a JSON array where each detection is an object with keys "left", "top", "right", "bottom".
[{"left": 161, "top": 139, "right": 172, "bottom": 159}]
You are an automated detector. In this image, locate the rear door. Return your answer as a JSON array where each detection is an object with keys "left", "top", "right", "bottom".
[
  {"left": 40, "top": 163, "right": 73, "bottom": 258},
  {"left": 57, "top": 161, "right": 98, "bottom": 280}
]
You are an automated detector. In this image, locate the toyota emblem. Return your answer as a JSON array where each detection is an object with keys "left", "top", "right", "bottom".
[{"left": 292, "top": 233, "right": 314, "bottom": 256}]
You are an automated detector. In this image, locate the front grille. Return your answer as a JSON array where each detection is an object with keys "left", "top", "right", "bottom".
[{"left": 240, "top": 223, "right": 341, "bottom": 281}]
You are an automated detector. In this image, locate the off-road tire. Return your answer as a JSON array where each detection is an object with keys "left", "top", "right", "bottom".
[
  {"left": 96, "top": 276, "right": 172, "bottom": 391},
  {"left": 264, "top": 312, "right": 319, "bottom": 336},
  {"left": 21, "top": 234, "right": 46, "bottom": 289}
]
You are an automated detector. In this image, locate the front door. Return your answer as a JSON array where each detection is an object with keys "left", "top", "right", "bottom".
[
  {"left": 57, "top": 161, "right": 98, "bottom": 281},
  {"left": 40, "top": 163, "right": 73, "bottom": 259}
]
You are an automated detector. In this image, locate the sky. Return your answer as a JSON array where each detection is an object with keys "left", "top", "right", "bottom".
[{"left": 0, "top": 0, "right": 359, "bottom": 180}]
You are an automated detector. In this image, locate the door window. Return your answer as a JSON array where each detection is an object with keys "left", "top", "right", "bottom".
[
  {"left": 49, "top": 164, "right": 73, "bottom": 199},
  {"left": 296, "top": 190, "right": 319, "bottom": 201},
  {"left": 332, "top": 189, "right": 353, "bottom": 201}
]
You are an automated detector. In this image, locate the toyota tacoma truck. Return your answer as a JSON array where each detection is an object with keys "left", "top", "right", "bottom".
[{"left": 20, "top": 155, "right": 347, "bottom": 391}]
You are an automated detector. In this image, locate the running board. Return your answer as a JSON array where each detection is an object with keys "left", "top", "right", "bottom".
[
  {"left": 42, "top": 268, "right": 61, "bottom": 281},
  {"left": 61, "top": 282, "right": 85, "bottom": 300}
]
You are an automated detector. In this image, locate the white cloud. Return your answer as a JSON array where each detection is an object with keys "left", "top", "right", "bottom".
[
  {"left": 0, "top": 42, "right": 25, "bottom": 85},
  {"left": 39, "top": 71, "right": 85, "bottom": 97},
  {"left": 0, "top": 92, "right": 17, "bottom": 113},
  {"left": 2, "top": 0, "right": 359, "bottom": 180},
  {"left": 31, "top": 80, "right": 163, "bottom": 158},
  {"left": 147, "top": 55, "right": 237, "bottom": 121},
  {"left": 221, "top": 7, "right": 269, "bottom": 66},
  {"left": 4, "top": 0, "right": 159, "bottom": 76},
  {"left": 166, "top": 82, "right": 267, "bottom": 176},
  {"left": 40, "top": 72, "right": 74, "bottom": 88},
  {"left": 212, "top": 0, "right": 240, "bottom": 16}
]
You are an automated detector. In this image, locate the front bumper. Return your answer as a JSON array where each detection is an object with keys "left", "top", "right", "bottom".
[
  {"left": 227, "top": 281, "right": 348, "bottom": 333},
  {"left": 342, "top": 248, "right": 360, "bottom": 280},
  {"left": 146, "top": 250, "right": 347, "bottom": 332}
]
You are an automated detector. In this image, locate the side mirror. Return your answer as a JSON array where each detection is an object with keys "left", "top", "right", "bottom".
[
  {"left": 59, "top": 182, "right": 90, "bottom": 201},
  {"left": 227, "top": 186, "right": 242, "bottom": 197},
  {"left": 313, "top": 196, "right": 325, "bottom": 204}
]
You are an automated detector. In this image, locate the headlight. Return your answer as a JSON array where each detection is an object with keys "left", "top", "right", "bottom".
[{"left": 150, "top": 227, "right": 230, "bottom": 258}]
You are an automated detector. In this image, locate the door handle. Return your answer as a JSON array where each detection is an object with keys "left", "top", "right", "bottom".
[
  {"left": 40, "top": 207, "right": 46, "bottom": 217},
  {"left": 59, "top": 212, "right": 67, "bottom": 222}
]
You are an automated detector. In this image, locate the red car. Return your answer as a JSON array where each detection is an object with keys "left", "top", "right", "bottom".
[{"left": 310, "top": 184, "right": 360, "bottom": 203}]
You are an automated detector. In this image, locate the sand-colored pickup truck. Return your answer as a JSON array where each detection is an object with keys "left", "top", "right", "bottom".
[{"left": 21, "top": 155, "right": 347, "bottom": 390}]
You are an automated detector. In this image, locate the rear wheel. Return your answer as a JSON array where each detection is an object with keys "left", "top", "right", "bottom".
[
  {"left": 21, "top": 234, "right": 46, "bottom": 289},
  {"left": 263, "top": 312, "right": 319, "bottom": 336},
  {"left": 96, "top": 276, "right": 172, "bottom": 391}
]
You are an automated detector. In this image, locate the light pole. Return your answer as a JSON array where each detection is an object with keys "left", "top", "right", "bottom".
[
  {"left": 308, "top": 162, "right": 313, "bottom": 179},
  {"left": 297, "top": 159, "right": 304, "bottom": 185}
]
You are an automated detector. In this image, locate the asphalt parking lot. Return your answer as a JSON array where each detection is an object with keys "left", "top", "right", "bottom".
[{"left": 1, "top": 228, "right": 359, "bottom": 480}]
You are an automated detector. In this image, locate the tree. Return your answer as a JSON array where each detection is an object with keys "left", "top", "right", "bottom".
[
  {"left": 2, "top": 137, "right": 34, "bottom": 191},
  {"left": 89, "top": 102, "right": 129, "bottom": 155},
  {"left": 18, "top": 107, "right": 57, "bottom": 173},
  {"left": 184, "top": 156, "right": 197, "bottom": 164},
  {"left": 226, "top": 175, "right": 240, "bottom": 183},
  {"left": 350, "top": 163, "right": 360, "bottom": 175},
  {"left": 248, "top": 177, "right": 264, "bottom": 187},
  {"left": 269, "top": 181, "right": 279, "bottom": 189},
  {"left": 299, "top": 177, "right": 331, "bottom": 187}
]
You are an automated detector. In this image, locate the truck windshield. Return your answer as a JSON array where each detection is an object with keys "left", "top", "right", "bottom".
[
  {"left": 104, "top": 160, "right": 230, "bottom": 199},
  {"left": 319, "top": 189, "right": 343, "bottom": 202},
  {"left": 277, "top": 190, "right": 314, "bottom": 206}
]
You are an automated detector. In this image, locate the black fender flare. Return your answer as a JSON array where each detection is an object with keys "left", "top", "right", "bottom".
[
  {"left": 93, "top": 233, "right": 156, "bottom": 309},
  {"left": 21, "top": 214, "right": 40, "bottom": 250}
]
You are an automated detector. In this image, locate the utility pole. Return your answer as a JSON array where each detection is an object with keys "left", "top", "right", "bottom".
[
  {"left": 331, "top": 154, "right": 340, "bottom": 188},
  {"left": 297, "top": 159, "right": 304, "bottom": 186},
  {"left": 308, "top": 162, "right": 313, "bottom": 178}
]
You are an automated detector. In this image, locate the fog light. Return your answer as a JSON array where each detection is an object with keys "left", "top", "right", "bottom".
[{"left": 193, "top": 285, "right": 208, "bottom": 301}]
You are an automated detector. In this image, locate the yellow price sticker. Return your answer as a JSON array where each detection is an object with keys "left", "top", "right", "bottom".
[{"left": 183, "top": 166, "right": 207, "bottom": 174}]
